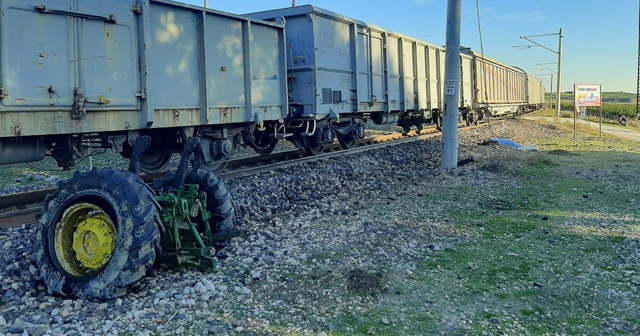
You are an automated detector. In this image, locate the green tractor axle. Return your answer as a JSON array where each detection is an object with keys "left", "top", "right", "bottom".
[{"left": 155, "top": 184, "right": 218, "bottom": 272}]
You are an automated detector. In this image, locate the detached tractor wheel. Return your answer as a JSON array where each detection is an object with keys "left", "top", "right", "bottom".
[
  {"left": 35, "top": 168, "right": 161, "bottom": 300},
  {"left": 152, "top": 168, "right": 236, "bottom": 248}
]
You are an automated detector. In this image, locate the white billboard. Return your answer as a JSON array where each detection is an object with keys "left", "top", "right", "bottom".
[{"left": 574, "top": 84, "right": 601, "bottom": 107}]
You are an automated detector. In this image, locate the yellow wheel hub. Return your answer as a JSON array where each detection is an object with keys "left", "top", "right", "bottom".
[{"left": 54, "top": 202, "right": 117, "bottom": 276}]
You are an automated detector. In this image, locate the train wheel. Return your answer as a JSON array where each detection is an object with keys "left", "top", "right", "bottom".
[
  {"left": 435, "top": 115, "right": 443, "bottom": 131},
  {"left": 292, "top": 137, "right": 305, "bottom": 150},
  {"left": 139, "top": 152, "right": 172, "bottom": 174},
  {"left": 192, "top": 150, "right": 228, "bottom": 173},
  {"left": 303, "top": 143, "right": 325, "bottom": 155},
  {"left": 195, "top": 160, "right": 228, "bottom": 173},
  {"left": 465, "top": 113, "right": 478, "bottom": 126},
  {"left": 35, "top": 168, "right": 161, "bottom": 300},
  {"left": 337, "top": 130, "right": 357, "bottom": 149},
  {"left": 302, "top": 132, "right": 325, "bottom": 155},
  {"left": 152, "top": 168, "right": 236, "bottom": 248},
  {"left": 247, "top": 128, "right": 279, "bottom": 155}
]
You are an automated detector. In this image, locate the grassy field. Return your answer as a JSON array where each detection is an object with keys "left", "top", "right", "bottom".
[
  {"left": 0, "top": 152, "right": 129, "bottom": 190},
  {"left": 327, "top": 123, "right": 640, "bottom": 335}
]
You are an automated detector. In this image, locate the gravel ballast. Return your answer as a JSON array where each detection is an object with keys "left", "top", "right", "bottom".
[{"left": 0, "top": 119, "right": 638, "bottom": 335}]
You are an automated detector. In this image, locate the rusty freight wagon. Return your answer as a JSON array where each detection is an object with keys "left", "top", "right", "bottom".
[
  {"left": 0, "top": 0, "right": 288, "bottom": 171},
  {"left": 0, "top": 0, "right": 289, "bottom": 299}
]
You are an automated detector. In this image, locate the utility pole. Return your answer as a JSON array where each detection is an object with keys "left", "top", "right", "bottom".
[
  {"left": 637, "top": 0, "right": 639, "bottom": 115},
  {"left": 536, "top": 64, "right": 556, "bottom": 110},
  {"left": 556, "top": 28, "right": 564, "bottom": 116},
  {"left": 549, "top": 73, "right": 554, "bottom": 109},
  {"left": 292, "top": 0, "right": 296, "bottom": 7},
  {"left": 441, "top": 0, "right": 461, "bottom": 169},
  {"left": 518, "top": 29, "right": 564, "bottom": 116},
  {"left": 537, "top": 73, "right": 554, "bottom": 109},
  {"left": 204, "top": 0, "right": 208, "bottom": 8}
]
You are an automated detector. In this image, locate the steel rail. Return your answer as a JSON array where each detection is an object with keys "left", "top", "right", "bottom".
[{"left": 0, "top": 121, "right": 495, "bottom": 229}]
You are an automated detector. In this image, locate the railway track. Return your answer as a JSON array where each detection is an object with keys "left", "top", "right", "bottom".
[{"left": 0, "top": 123, "right": 483, "bottom": 229}]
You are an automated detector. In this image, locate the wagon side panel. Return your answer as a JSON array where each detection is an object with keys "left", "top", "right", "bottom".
[
  {"left": 78, "top": 0, "right": 140, "bottom": 108},
  {"left": 0, "top": 0, "right": 75, "bottom": 110},
  {"left": 147, "top": 2, "right": 201, "bottom": 128},
  {"left": 248, "top": 22, "right": 286, "bottom": 121}
]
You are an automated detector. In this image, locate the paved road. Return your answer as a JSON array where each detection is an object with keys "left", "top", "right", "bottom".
[{"left": 521, "top": 116, "right": 640, "bottom": 142}]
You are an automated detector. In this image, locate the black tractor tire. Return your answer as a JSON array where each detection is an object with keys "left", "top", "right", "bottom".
[
  {"left": 35, "top": 168, "right": 161, "bottom": 301},
  {"left": 152, "top": 168, "right": 236, "bottom": 247}
]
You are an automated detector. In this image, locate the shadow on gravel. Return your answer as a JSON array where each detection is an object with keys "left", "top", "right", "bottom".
[{"left": 346, "top": 269, "right": 386, "bottom": 295}]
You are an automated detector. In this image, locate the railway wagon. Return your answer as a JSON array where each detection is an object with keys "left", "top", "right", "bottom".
[
  {"left": 462, "top": 50, "right": 530, "bottom": 117},
  {"left": 526, "top": 73, "right": 546, "bottom": 111},
  {"left": 0, "top": 0, "right": 288, "bottom": 172},
  {"left": 0, "top": 0, "right": 297, "bottom": 300},
  {"left": 247, "top": 5, "right": 475, "bottom": 151}
]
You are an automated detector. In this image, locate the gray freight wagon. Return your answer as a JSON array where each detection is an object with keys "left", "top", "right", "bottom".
[
  {"left": 247, "top": 5, "right": 476, "bottom": 145},
  {"left": 250, "top": 5, "right": 548, "bottom": 141},
  {"left": 0, "top": 0, "right": 287, "bottom": 172}
]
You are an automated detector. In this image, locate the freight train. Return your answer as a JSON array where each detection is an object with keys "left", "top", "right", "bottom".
[{"left": 0, "top": 0, "right": 544, "bottom": 299}]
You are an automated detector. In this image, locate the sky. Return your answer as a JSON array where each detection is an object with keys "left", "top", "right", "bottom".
[{"left": 182, "top": 0, "right": 638, "bottom": 94}]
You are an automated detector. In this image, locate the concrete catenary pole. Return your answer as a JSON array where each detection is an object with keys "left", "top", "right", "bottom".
[
  {"left": 441, "top": 0, "right": 462, "bottom": 169},
  {"left": 556, "top": 28, "right": 564, "bottom": 116},
  {"left": 550, "top": 73, "right": 554, "bottom": 109}
]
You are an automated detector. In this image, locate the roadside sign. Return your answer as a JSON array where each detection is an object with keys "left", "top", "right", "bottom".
[
  {"left": 573, "top": 83, "right": 604, "bottom": 140},
  {"left": 574, "top": 84, "right": 601, "bottom": 107}
]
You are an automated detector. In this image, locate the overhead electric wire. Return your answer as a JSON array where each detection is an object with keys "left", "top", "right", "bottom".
[
  {"left": 474, "top": 0, "right": 497, "bottom": 138},
  {"left": 535, "top": 0, "right": 557, "bottom": 29},
  {"left": 475, "top": 0, "right": 489, "bottom": 105},
  {"left": 434, "top": 0, "right": 536, "bottom": 70}
]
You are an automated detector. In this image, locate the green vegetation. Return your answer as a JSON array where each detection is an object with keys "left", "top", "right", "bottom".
[
  {"left": 547, "top": 91, "right": 635, "bottom": 103},
  {"left": 0, "top": 152, "right": 129, "bottom": 189},
  {"left": 543, "top": 91, "right": 637, "bottom": 118},
  {"left": 330, "top": 127, "right": 640, "bottom": 335},
  {"left": 558, "top": 101, "right": 637, "bottom": 117}
]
